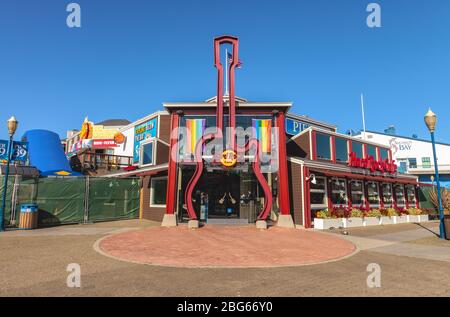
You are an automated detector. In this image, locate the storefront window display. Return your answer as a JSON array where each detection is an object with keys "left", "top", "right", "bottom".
[
  {"left": 330, "top": 178, "right": 347, "bottom": 206},
  {"left": 381, "top": 183, "right": 393, "bottom": 207},
  {"left": 367, "top": 182, "right": 380, "bottom": 208},
  {"left": 350, "top": 180, "right": 365, "bottom": 207}
]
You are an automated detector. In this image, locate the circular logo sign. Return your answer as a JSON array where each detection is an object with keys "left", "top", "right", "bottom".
[{"left": 220, "top": 150, "right": 237, "bottom": 167}]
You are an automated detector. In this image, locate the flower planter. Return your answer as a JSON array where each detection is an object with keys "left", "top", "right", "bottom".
[
  {"left": 380, "top": 216, "right": 395, "bottom": 225},
  {"left": 393, "top": 215, "right": 408, "bottom": 224},
  {"left": 363, "top": 217, "right": 380, "bottom": 226},
  {"left": 343, "top": 217, "right": 364, "bottom": 228},
  {"left": 407, "top": 215, "right": 429, "bottom": 223},
  {"left": 313, "top": 218, "right": 343, "bottom": 230}
]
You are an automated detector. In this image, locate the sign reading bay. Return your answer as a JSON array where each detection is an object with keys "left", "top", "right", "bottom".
[{"left": 0, "top": 140, "right": 29, "bottom": 162}]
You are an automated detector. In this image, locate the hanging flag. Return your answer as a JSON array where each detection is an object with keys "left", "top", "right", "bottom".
[
  {"left": 252, "top": 119, "right": 272, "bottom": 153},
  {"left": 185, "top": 119, "right": 206, "bottom": 154},
  {"left": 227, "top": 52, "right": 243, "bottom": 69}
]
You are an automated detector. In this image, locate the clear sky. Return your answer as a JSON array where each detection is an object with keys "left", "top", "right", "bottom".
[{"left": 0, "top": 0, "right": 449, "bottom": 142}]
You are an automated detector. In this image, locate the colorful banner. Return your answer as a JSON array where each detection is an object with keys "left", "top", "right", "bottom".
[
  {"left": 252, "top": 119, "right": 272, "bottom": 153},
  {"left": 185, "top": 119, "right": 206, "bottom": 154},
  {"left": 0, "top": 140, "right": 29, "bottom": 162},
  {"left": 134, "top": 118, "right": 158, "bottom": 163}
]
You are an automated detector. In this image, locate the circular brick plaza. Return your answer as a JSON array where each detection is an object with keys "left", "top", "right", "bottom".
[{"left": 95, "top": 225, "right": 357, "bottom": 268}]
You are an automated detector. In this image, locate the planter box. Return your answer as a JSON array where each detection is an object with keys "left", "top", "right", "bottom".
[
  {"left": 363, "top": 217, "right": 380, "bottom": 226},
  {"left": 394, "top": 215, "right": 408, "bottom": 224},
  {"left": 343, "top": 217, "right": 364, "bottom": 228},
  {"left": 407, "top": 215, "right": 429, "bottom": 223},
  {"left": 314, "top": 218, "right": 343, "bottom": 230},
  {"left": 380, "top": 216, "right": 395, "bottom": 225}
]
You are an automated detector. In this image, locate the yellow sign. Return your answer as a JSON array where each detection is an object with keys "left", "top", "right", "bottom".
[
  {"left": 55, "top": 171, "right": 71, "bottom": 176},
  {"left": 220, "top": 150, "right": 237, "bottom": 167}
]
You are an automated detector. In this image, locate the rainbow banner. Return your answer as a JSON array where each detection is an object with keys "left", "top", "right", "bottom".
[
  {"left": 185, "top": 119, "right": 206, "bottom": 154},
  {"left": 252, "top": 119, "right": 272, "bottom": 153}
]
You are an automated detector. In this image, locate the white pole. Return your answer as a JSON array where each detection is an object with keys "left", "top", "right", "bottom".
[
  {"left": 361, "top": 93, "right": 367, "bottom": 140},
  {"left": 225, "top": 48, "right": 228, "bottom": 96}
]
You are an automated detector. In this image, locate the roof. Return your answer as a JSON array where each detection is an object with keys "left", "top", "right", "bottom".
[
  {"left": 95, "top": 119, "right": 131, "bottom": 126},
  {"left": 361, "top": 130, "right": 450, "bottom": 147}
]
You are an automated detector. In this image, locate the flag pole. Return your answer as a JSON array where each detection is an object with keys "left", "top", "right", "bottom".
[
  {"left": 361, "top": 93, "right": 366, "bottom": 140},
  {"left": 225, "top": 48, "right": 228, "bottom": 96}
]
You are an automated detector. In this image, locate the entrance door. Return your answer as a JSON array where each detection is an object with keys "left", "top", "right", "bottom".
[{"left": 203, "top": 171, "right": 240, "bottom": 219}]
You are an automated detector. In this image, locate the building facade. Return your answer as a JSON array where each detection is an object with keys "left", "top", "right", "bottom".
[{"left": 355, "top": 130, "right": 450, "bottom": 188}]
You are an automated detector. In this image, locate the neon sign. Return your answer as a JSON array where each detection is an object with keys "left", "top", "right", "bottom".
[{"left": 348, "top": 152, "right": 397, "bottom": 174}]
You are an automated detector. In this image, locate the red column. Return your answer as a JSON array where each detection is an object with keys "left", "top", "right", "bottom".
[
  {"left": 165, "top": 112, "right": 179, "bottom": 215},
  {"left": 327, "top": 178, "right": 333, "bottom": 211},
  {"left": 404, "top": 185, "right": 410, "bottom": 209},
  {"left": 379, "top": 182, "right": 385, "bottom": 209},
  {"left": 331, "top": 136, "right": 336, "bottom": 164},
  {"left": 347, "top": 179, "right": 352, "bottom": 208},
  {"left": 303, "top": 166, "right": 312, "bottom": 228},
  {"left": 311, "top": 130, "right": 317, "bottom": 160},
  {"left": 276, "top": 112, "right": 291, "bottom": 216}
]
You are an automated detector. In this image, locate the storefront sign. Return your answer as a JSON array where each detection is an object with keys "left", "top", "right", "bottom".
[
  {"left": 92, "top": 139, "right": 119, "bottom": 148},
  {"left": 0, "top": 140, "right": 29, "bottom": 162},
  {"left": 348, "top": 152, "right": 397, "bottom": 174},
  {"left": 220, "top": 150, "right": 237, "bottom": 167},
  {"left": 134, "top": 118, "right": 158, "bottom": 163},
  {"left": 285, "top": 118, "right": 310, "bottom": 135},
  {"left": 389, "top": 138, "right": 412, "bottom": 156}
]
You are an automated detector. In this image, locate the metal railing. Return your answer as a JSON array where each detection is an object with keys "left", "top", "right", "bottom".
[{"left": 78, "top": 152, "right": 134, "bottom": 172}]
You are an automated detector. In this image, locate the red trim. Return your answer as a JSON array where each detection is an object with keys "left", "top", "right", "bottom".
[
  {"left": 327, "top": 178, "right": 333, "bottom": 210},
  {"left": 404, "top": 185, "right": 409, "bottom": 209},
  {"left": 376, "top": 147, "right": 381, "bottom": 162},
  {"left": 303, "top": 166, "right": 312, "bottom": 228},
  {"left": 276, "top": 112, "right": 291, "bottom": 216},
  {"left": 347, "top": 178, "right": 352, "bottom": 208},
  {"left": 347, "top": 140, "right": 352, "bottom": 162},
  {"left": 379, "top": 182, "right": 385, "bottom": 209},
  {"left": 363, "top": 144, "right": 368, "bottom": 159},
  {"left": 311, "top": 130, "right": 317, "bottom": 160},
  {"left": 388, "top": 149, "right": 393, "bottom": 162},
  {"left": 165, "top": 113, "right": 179, "bottom": 215},
  {"left": 331, "top": 136, "right": 336, "bottom": 164},
  {"left": 415, "top": 186, "right": 420, "bottom": 208}
]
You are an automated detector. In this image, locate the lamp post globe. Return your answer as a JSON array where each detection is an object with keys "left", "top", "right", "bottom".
[
  {"left": 7, "top": 116, "right": 18, "bottom": 137},
  {"left": 424, "top": 109, "right": 437, "bottom": 133}
]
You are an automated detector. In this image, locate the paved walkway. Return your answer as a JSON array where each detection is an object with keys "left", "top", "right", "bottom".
[
  {"left": 327, "top": 222, "right": 450, "bottom": 262},
  {"left": 97, "top": 225, "right": 357, "bottom": 268}
]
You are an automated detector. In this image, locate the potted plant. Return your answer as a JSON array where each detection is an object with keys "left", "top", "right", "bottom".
[
  {"left": 364, "top": 209, "right": 382, "bottom": 226},
  {"left": 314, "top": 209, "right": 343, "bottom": 230},
  {"left": 380, "top": 208, "right": 397, "bottom": 225},
  {"left": 406, "top": 208, "right": 429, "bottom": 223},
  {"left": 343, "top": 208, "right": 364, "bottom": 228},
  {"left": 394, "top": 207, "right": 408, "bottom": 224}
]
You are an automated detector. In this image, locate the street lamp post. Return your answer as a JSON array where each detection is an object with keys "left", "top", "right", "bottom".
[
  {"left": 424, "top": 109, "right": 446, "bottom": 239},
  {"left": 0, "top": 116, "right": 18, "bottom": 232}
]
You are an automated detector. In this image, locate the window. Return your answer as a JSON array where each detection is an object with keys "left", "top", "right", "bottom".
[
  {"left": 350, "top": 180, "right": 365, "bottom": 207},
  {"left": 406, "top": 185, "right": 417, "bottom": 205},
  {"left": 381, "top": 183, "right": 393, "bottom": 206},
  {"left": 316, "top": 133, "right": 331, "bottom": 160},
  {"left": 398, "top": 160, "right": 407, "bottom": 174},
  {"left": 367, "top": 182, "right": 380, "bottom": 207},
  {"left": 330, "top": 178, "right": 347, "bottom": 206},
  {"left": 379, "top": 148, "right": 389, "bottom": 161},
  {"left": 335, "top": 138, "right": 348, "bottom": 162},
  {"left": 150, "top": 177, "right": 167, "bottom": 207},
  {"left": 141, "top": 141, "right": 154, "bottom": 166},
  {"left": 310, "top": 176, "right": 327, "bottom": 211},
  {"left": 352, "top": 141, "right": 364, "bottom": 159},
  {"left": 422, "top": 157, "right": 431, "bottom": 168},
  {"left": 366, "top": 145, "right": 377, "bottom": 160},
  {"left": 408, "top": 158, "right": 417, "bottom": 169},
  {"left": 394, "top": 185, "right": 405, "bottom": 207}
]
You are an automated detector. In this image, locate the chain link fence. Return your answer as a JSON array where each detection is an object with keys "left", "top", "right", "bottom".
[{"left": 1, "top": 176, "right": 140, "bottom": 228}]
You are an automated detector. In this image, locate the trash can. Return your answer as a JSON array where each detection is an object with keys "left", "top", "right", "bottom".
[
  {"left": 19, "top": 204, "right": 39, "bottom": 230},
  {"left": 444, "top": 215, "right": 450, "bottom": 240}
]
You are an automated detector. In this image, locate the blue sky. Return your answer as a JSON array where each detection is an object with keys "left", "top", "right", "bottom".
[{"left": 0, "top": 0, "right": 449, "bottom": 142}]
